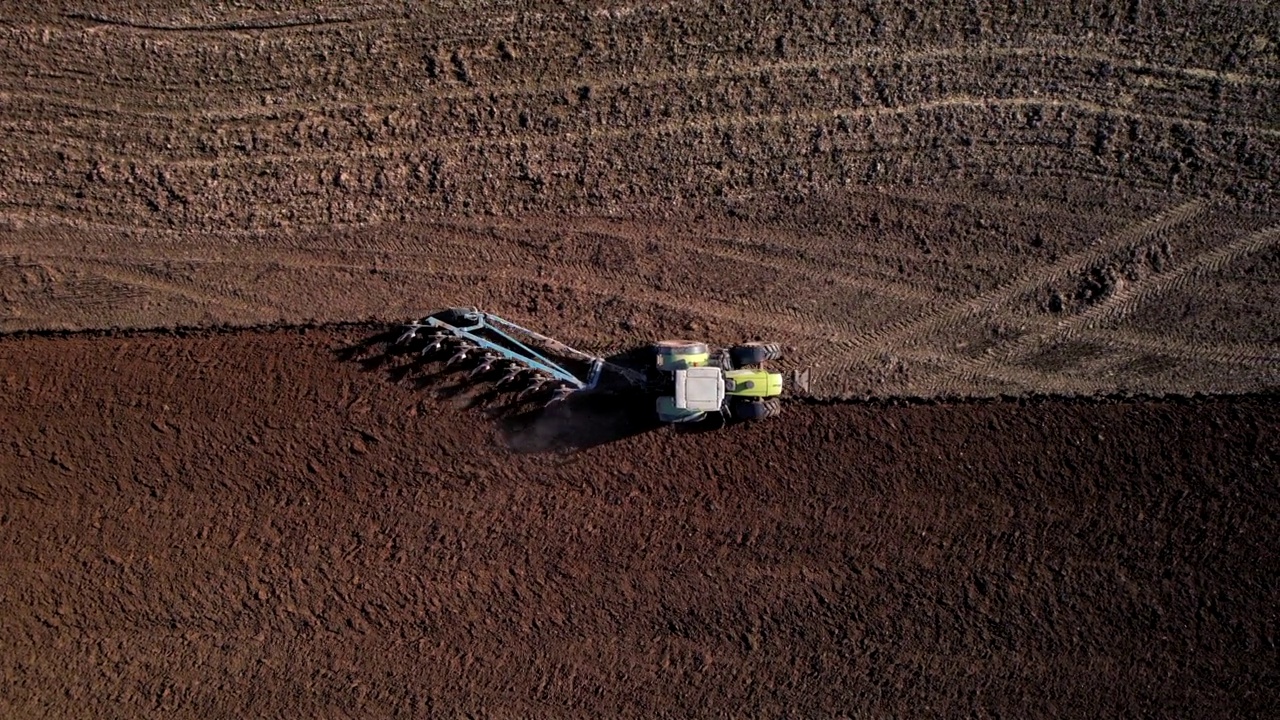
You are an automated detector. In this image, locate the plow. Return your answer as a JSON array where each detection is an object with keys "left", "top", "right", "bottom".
[{"left": 394, "top": 308, "right": 804, "bottom": 424}]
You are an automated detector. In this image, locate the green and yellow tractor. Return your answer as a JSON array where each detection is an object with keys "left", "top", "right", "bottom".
[
  {"left": 653, "top": 340, "right": 785, "bottom": 423},
  {"left": 395, "top": 308, "right": 795, "bottom": 425}
]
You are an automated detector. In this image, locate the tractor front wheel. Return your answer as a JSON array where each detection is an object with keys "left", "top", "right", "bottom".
[{"left": 732, "top": 398, "right": 781, "bottom": 421}]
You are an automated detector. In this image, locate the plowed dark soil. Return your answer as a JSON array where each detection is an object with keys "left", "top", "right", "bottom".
[{"left": 1, "top": 327, "right": 1276, "bottom": 718}]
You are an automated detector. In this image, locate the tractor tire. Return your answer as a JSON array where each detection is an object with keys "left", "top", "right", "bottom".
[
  {"left": 733, "top": 398, "right": 781, "bottom": 421},
  {"left": 654, "top": 340, "right": 710, "bottom": 371},
  {"left": 654, "top": 340, "right": 708, "bottom": 356},
  {"left": 730, "top": 342, "right": 783, "bottom": 367}
]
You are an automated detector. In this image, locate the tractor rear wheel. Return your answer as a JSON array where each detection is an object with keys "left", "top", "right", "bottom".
[
  {"left": 732, "top": 398, "right": 781, "bottom": 421},
  {"left": 654, "top": 340, "right": 708, "bottom": 355},
  {"left": 654, "top": 340, "right": 710, "bottom": 371},
  {"left": 730, "top": 342, "right": 783, "bottom": 367}
]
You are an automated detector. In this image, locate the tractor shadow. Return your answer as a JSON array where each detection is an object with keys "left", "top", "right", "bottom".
[
  {"left": 498, "top": 346, "right": 728, "bottom": 453},
  {"left": 335, "top": 332, "right": 718, "bottom": 453},
  {"left": 498, "top": 382, "right": 662, "bottom": 453}
]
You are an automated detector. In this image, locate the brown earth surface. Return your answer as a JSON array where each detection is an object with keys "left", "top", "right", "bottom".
[
  {"left": 1, "top": 1, "right": 1278, "bottom": 397},
  {"left": 2, "top": 3, "right": 1279, "bottom": 717},
  {"left": 0, "top": 326, "right": 1277, "bottom": 718}
]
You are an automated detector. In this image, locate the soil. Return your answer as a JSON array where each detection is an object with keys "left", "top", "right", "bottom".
[
  {"left": 1, "top": 3, "right": 1278, "bottom": 716},
  {"left": 1, "top": 326, "right": 1277, "bottom": 718},
  {"left": 1, "top": 1, "right": 1277, "bottom": 397}
]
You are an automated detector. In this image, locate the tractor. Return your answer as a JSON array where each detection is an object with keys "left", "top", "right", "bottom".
[
  {"left": 393, "top": 308, "right": 794, "bottom": 424},
  {"left": 653, "top": 340, "right": 784, "bottom": 423}
]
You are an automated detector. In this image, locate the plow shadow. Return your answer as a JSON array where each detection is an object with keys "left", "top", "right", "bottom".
[{"left": 335, "top": 332, "right": 696, "bottom": 453}]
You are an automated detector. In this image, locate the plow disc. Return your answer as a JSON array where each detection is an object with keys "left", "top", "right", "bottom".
[{"left": 393, "top": 308, "right": 606, "bottom": 408}]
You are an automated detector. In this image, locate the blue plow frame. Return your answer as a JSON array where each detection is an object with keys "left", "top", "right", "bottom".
[{"left": 412, "top": 309, "right": 604, "bottom": 390}]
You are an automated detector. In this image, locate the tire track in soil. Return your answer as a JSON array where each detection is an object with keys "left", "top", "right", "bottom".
[
  {"left": 46, "top": 273, "right": 148, "bottom": 308},
  {"left": 2, "top": 217, "right": 606, "bottom": 292},
  {"left": 2, "top": 235, "right": 819, "bottom": 351},
  {"left": 13, "top": 92, "right": 1275, "bottom": 176},
  {"left": 0, "top": 221, "right": 532, "bottom": 269},
  {"left": 1076, "top": 329, "right": 1280, "bottom": 370},
  {"left": 345, "top": 214, "right": 944, "bottom": 353},
  {"left": 684, "top": 242, "right": 936, "bottom": 307},
  {"left": 26, "top": 257, "right": 275, "bottom": 320},
  {"left": 824, "top": 194, "right": 1203, "bottom": 358},
  {"left": 375, "top": 237, "right": 828, "bottom": 357},
  {"left": 0, "top": 255, "right": 526, "bottom": 333},
  {"left": 802, "top": 197, "right": 1209, "bottom": 390},
  {"left": 562, "top": 217, "right": 943, "bottom": 308},
  {"left": 966, "top": 224, "right": 1280, "bottom": 374},
  {"left": 1, "top": 246, "right": 501, "bottom": 291},
  {"left": 6, "top": 37, "right": 1274, "bottom": 122},
  {"left": 58, "top": 9, "right": 392, "bottom": 33},
  {"left": 529, "top": 260, "right": 817, "bottom": 345},
  {"left": 12, "top": 200, "right": 1260, "bottom": 397},
  {"left": 855, "top": 185, "right": 1117, "bottom": 227},
  {"left": 517, "top": 229, "right": 927, "bottom": 359},
  {"left": 0, "top": 212, "right": 288, "bottom": 238},
  {"left": 909, "top": 222, "right": 1280, "bottom": 395},
  {"left": 52, "top": 0, "right": 678, "bottom": 38}
]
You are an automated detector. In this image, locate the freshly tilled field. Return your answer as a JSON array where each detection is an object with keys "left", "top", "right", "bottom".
[{"left": 0, "top": 327, "right": 1276, "bottom": 718}]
